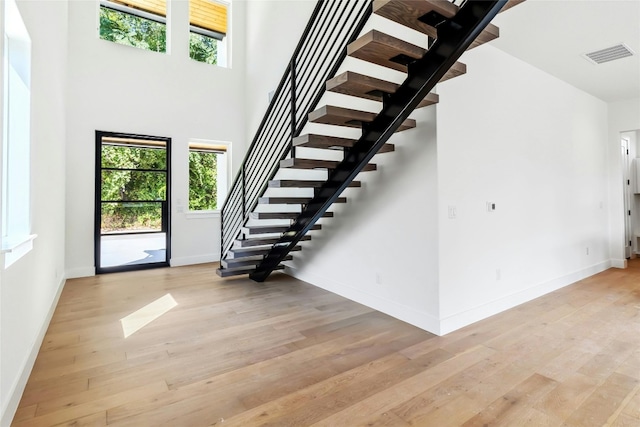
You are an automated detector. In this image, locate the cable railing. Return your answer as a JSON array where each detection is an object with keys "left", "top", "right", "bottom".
[{"left": 220, "top": 0, "right": 372, "bottom": 261}]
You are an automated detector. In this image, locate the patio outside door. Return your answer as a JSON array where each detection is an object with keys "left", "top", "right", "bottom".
[{"left": 95, "top": 131, "right": 171, "bottom": 273}]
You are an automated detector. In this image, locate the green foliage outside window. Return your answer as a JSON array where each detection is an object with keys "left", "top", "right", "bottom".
[
  {"left": 189, "top": 151, "right": 218, "bottom": 210},
  {"left": 101, "top": 145, "right": 167, "bottom": 232},
  {"left": 99, "top": 7, "right": 166, "bottom": 53},
  {"left": 190, "top": 32, "right": 218, "bottom": 65},
  {"left": 99, "top": 6, "right": 220, "bottom": 64}
]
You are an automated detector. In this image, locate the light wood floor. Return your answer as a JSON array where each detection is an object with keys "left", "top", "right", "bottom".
[{"left": 12, "top": 261, "right": 640, "bottom": 426}]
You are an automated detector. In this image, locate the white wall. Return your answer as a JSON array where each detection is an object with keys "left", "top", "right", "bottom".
[
  {"left": 244, "top": 0, "right": 315, "bottom": 141},
  {"left": 65, "top": 0, "right": 247, "bottom": 277},
  {"left": 0, "top": 1, "right": 69, "bottom": 425},
  {"left": 607, "top": 98, "right": 640, "bottom": 267},
  {"left": 242, "top": 1, "right": 619, "bottom": 336},
  {"left": 437, "top": 45, "right": 611, "bottom": 334}
]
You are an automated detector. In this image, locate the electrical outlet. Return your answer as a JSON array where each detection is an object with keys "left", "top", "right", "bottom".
[
  {"left": 448, "top": 206, "right": 457, "bottom": 219},
  {"left": 496, "top": 269, "right": 501, "bottom": 281},
  {"left": 487, "top": 202, "right": 496, "bottom": 212},
  {"left": 586, "top": 247, "right": 590, "bottom": 255}
]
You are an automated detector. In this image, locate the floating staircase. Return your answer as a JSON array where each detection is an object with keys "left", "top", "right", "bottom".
[{"left": 217, "top": 0, "right": 525, "bottom": 280}]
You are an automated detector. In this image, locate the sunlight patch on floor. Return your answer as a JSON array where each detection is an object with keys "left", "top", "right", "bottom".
[{"left": 120, "top": 293, "right": 178, "bottom": 338}]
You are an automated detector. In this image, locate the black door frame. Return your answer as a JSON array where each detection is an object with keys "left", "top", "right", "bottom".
[{"left": 94, "top": 130, "right": 171, "bottom": 274}]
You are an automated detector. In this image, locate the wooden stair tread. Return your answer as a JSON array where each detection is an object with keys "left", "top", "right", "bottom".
[
  {"left": 250, "top": 211, "right": 334, "bottom": 220},
  {"left": 222, "top": 255, "right": 293, "bottom": 269},
  {"left": 269, "top": 179, "right": 361, "bottom": 188},
  {"left": 238, "top": 235, "right": 312, "bottom": 248},
  {"left": 309, "top": 105, "right": 416, "bottom": 132},
  {"left": 501, "top": 0, "right": 526, "bottom": 13},
  {"left": 280, "top": 158, "right": 377, "bottom": 172},
  {"left": 347, "top": 30, "right": 466, "bottom": 80},
  {"left": 216, "top": 264, "right": 284, "bottom": 277},
  {"left": 293, "top": 134, "right": 394, "bottom": 153},
  {"left": 245, "top": 224, "right": 321, "bottom": 235},
  {"left": 259, "top": 196, "right": 347, "bottom": 204},
  {"left": 326, "top": 71, "right": 439, "bottom": 109},
  {"left": 228, "top": 245, "right": 301, "bottom": 259},
  {"left": 372, "top": 0, "right": 499, "bottom": 49}
]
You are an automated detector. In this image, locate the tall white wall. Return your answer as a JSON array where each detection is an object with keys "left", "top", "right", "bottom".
[
  {"left": 607, "top": 98, "right": 640, "bottom": 267},
  {"left": 0, "top": 1, "right": 69, "bottom": 425},
  {"left": 244, "top": 0, "right": 315, "bottom": 140},
  {"left": 65, "top": 0, "right": 247, "bottom": 277},
  {"left": 437, "top": 46, "right": 611, "bottom": 334}
]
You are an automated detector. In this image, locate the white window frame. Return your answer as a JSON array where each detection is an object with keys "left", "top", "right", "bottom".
[
  {"left": 186, "top": 139, "right": 231, "bottom": 218},
  {"left": 188, "top": 0, "right": 230, "bottom": 67},
  {"left": 1, "top": 0, "right": 36, "bottom": 268}
]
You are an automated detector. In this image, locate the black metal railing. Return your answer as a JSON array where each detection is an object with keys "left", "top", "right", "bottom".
[
  {"left": 220, "top": 0, "right": 371, "bottom": 262},
  {"left": 250, "top": 0, "right": 508, "bottom": 281}
]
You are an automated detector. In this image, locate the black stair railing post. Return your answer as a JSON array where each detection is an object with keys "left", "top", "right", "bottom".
[
  {"left": 290, "top": 59, "right": 297, "bottom": 159},
  {"left": 220, "top": 208, "right": 224, "bottom": 262},
  {"left": 241, "top": 164, "right": 246, "bottom": 220}
]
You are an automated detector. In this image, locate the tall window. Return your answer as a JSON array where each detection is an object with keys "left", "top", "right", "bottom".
[
  {"left": 2, "top": 0, "right": 34, "bottom": 267},
  {"left": 99, "top": 0, "right": 167, "bottom": 53},
  {"left": 188, "top": 141, "right": 229, "bottom": 211},
  {"left": 189, "top": 0, "right": 229, "bottom": 66}
]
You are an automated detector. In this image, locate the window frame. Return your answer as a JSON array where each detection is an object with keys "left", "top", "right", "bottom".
[
  {"left": 98, "top": 0, "right": 168, "bottom": 54},
  {"left": 1, "top": 0, "right": 36, "bottom": 269},
  {"left": 188, "top": 0, "right": 230, "bottom": 66},
  {"left": 187, "top": 139, "right": 231, "bottom": 214}
]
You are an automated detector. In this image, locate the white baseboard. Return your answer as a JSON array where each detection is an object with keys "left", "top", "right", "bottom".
[
  {"left": 170, "top": 254, "right": 219, "bottom": 267},
  {"left": 65, "top": 266, "right": 95, "bottom": 279},
  {"left": 610, "top": 258, "right": 627, "bottom": 269},
  {"left": 287, "top": 260, "right": 612, "bottom": 338},
  {"left": 285, "top": 266, "right": 442, "bottom": 335},
  {"left": 438, "top": 260, "right": 612, "bottom": 335},
  {"left": 1, "top": 275, "right": 67, "bottom": 427}
]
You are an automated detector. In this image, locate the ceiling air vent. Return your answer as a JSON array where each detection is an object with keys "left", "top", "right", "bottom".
[{"left": 583, "top": 43, "right": 634, "bottom": 65}]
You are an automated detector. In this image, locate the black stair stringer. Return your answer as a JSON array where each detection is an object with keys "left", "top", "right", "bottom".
[{"left": 250, "top": 0, "right": 508, "bottom": 282}]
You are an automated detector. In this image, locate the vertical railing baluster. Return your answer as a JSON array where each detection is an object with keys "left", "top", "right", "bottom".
[
  {"left": 241, "top": 165, "right": 246, "bottom": 220},
  {"left": 220, "top": 208, "right": 224, "bottom": 262},
  {"left": 218, "top": 1, "right": 373, "bottom": 267},
  {"left": 290, "top": 59, "right": 297, "bottom": 159}
]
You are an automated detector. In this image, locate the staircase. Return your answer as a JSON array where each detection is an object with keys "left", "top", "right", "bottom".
[{"left": 217, "top": 0, "right": 525, "bottom": 280}]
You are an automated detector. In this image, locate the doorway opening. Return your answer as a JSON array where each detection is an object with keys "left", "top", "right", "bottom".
[{"left": 95, "top": 131, "right": 171, "bottom": 273}]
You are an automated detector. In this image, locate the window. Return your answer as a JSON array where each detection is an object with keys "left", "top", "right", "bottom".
[
  {"left": 188, "top": 141, "right": 229, "bottom": 211},
  {"left": 1, "top": 0, "right": 35, "bottom": 268},
  {"left": 99, "top": 0, "right": 167, "bottom": 53},
  {"left": 189, "top": 0, "right": 229, "bottom": 66}
]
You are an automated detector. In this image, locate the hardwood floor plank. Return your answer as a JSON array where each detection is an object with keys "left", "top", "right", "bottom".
[
  {"left": 13, "top": 381, "right": 167, "bottom": 427},
  {"left": 621, "top": 384, "right": 640, "bottom": 419},
  {"left": 311, "top": 345, "right": 496, "bottom": 427},
  {"left": 611, "top": 413, "right": 640, "bottom": 427},
  {"left": 461, "top": 373, "right": 558, "bottom": 426},
  {"left": 534, "top": 372, "right": 599, "bottom": 421},
  {"left": 12, "top": 261, "right": 640, "bottom": 426},
  {"left": 563, "top": 372, "right": 639, "bottom": 427},
  {"left": 51, "top": 411, "right": 107, "bottom": 427}
]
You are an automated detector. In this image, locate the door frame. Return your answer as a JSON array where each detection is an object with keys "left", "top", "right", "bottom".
[
  {"left": 622, "top": 136, "right": 633, "bottom": 259},
  {"left": 94, "top": 130, "right": 171, "bottom": 274}
]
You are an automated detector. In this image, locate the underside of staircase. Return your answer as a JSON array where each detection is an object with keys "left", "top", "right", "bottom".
[{"left": 217, "top": 0, "right": 525, "bottom": 281}]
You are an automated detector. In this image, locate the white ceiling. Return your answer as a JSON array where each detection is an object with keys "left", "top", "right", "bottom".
[{"left": 490, "top": 0, "right": 640, "bottom": 102}]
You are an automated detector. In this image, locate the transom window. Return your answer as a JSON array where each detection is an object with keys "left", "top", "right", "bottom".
[
  {"left": 98, "top": 0, "right": 231, "bottom": 67},
  {"left": 99, "top": 0, "right": 167, "bottom": 53}
]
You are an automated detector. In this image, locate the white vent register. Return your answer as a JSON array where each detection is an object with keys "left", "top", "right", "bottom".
[{"left": 583, "top": 43, "right": 634, "bottom": 65}]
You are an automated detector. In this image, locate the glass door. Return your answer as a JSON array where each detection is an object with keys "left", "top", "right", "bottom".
[{"left": 95, "top": 131, "right": 171, "bottom": 273}]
